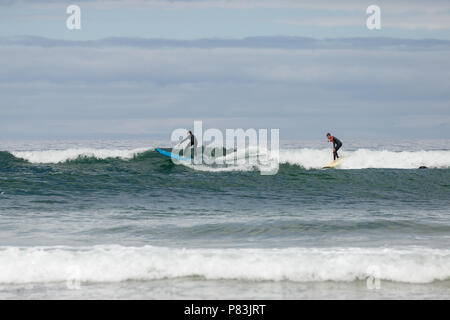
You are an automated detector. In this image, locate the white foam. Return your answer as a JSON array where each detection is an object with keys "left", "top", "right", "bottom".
[
  {"left": 0, "top": 245, "right": 448, "bottom": 284},
  {"left": 11, "top": 148, "right": 152, "bottom": 164},
  {"left": 279, "top": 148, "right": 450, "bottom": 169},
  {"left": 180, "top": 146, "right": 276, "bottom": 173},
  {"left": 9, "top": 147, "right": 450, "bottom": 169}
]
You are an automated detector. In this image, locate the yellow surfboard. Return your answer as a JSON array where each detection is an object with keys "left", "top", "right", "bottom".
[{"left": 322, "top": 157, "right": 345, "bottom": 169}]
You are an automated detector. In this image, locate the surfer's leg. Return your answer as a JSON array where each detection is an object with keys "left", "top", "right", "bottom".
[
  {"left": 193, "top": 141, "right": 198, "bottom": 157},
  {"left": 334, "top": 145, "right": 341, "bottom": 160},
  {"left": 183, "top": 145, "right": 190, "bottom": 157}
]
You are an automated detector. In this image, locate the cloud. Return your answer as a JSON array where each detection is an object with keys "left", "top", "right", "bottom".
[
  {"left": 2, "top": 35, "right": 450, "bottom": 51},
  {"left": 2, "top": 0, "right": 450, "bottom": 10},
  {"left": 3, "top": 0, "right": 450, "bottom": 31},
  {"left": 0, "top": 35, "right": 449, "bottom": 139},
  {"left": 275, "top": 10, "right": 450, "bottom": 30}
]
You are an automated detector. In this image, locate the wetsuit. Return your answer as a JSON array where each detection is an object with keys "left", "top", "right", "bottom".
[
  {"left": 180, "top": 133, "right": 198, "bottom": 157},
  {"left": 330, "top": 136, "right": 342, "bottom": 160}
]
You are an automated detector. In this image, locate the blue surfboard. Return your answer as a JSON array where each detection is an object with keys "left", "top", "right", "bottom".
[{"left": 156, "top": 148, "right": 189, "bottom": 161}]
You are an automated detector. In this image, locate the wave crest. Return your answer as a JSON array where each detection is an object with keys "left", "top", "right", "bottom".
[
  {"left": 5, "top": 147, "right": 450, "bottom": 169},
  {"left": 279, "top": 148, "right": 450, "bottom": 169},
  {"left": 11, "top": 148, "right": 152, "bottom": 164},
  {"left": 0, "top": 246, "right": 448, "bottom": 284}
]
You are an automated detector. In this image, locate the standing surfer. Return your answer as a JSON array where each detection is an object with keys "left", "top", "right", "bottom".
[
  {"left": 326, "top": 133, "right": 342, "bottom": 161},
  {"left": 177, "top": 130, "right": 198, "bottom": 157}
]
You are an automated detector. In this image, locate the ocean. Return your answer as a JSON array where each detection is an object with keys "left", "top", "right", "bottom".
[{"left": 0, "top": 139, "right": 449, "bottom": 299}]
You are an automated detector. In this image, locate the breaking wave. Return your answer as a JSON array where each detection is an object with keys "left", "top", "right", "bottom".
[
  {"left": 4, "top": 148, "right": 450, "bottom": 169},
  {"left": 0, "top": 245, "right": 448, "bottom": 284}
]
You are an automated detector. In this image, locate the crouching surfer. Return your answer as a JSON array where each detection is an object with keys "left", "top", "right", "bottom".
[{"left": 326, "top": 133, "right": 342, "bottom": 161}]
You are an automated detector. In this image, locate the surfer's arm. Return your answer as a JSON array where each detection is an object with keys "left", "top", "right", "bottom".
[
  {"left": 333, "top": 138, "right": 342, "bottom": 149},
  {"left": 176, "top": 136, "right": 189, "bottom": 146}
]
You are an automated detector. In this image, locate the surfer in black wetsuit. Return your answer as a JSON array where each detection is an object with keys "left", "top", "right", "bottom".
[
  {"left": 177, "top": 130, "right": 198, "bottom": 157},
  {"left": 326, "top": 133, "right": 342, "bottom": 161}
]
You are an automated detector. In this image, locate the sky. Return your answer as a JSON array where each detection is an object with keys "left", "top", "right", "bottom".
[{"left": 0, "top": 0, "right": 449, "bottom": 140}]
